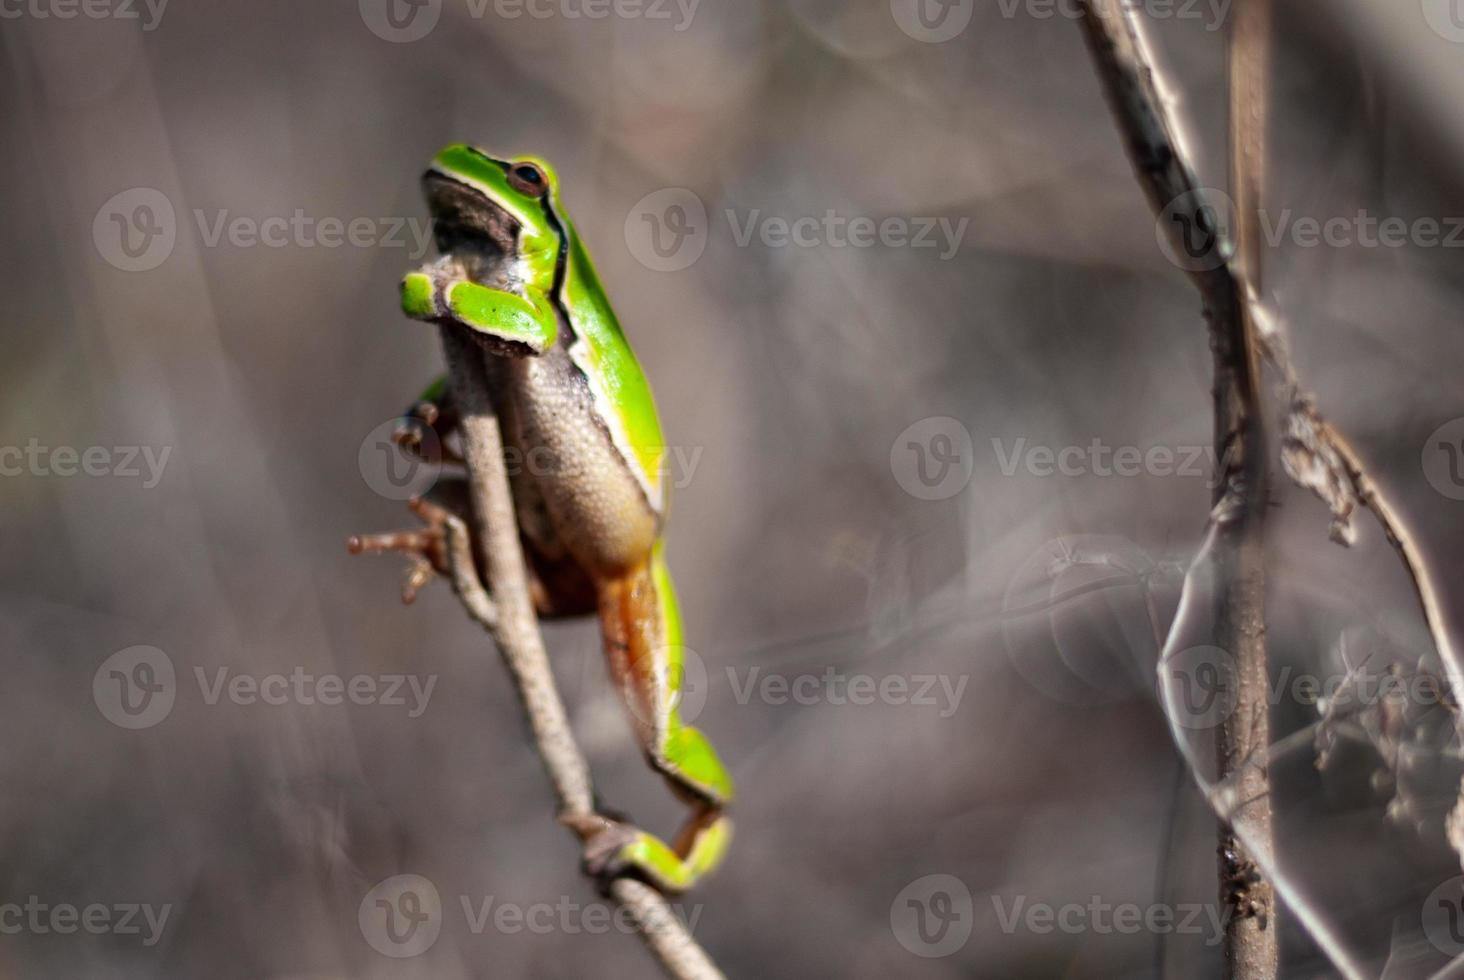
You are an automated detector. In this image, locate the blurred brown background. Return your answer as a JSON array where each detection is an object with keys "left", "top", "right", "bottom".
[{"left": 2, "top": 0, "right": 1463, "bottom": 976}]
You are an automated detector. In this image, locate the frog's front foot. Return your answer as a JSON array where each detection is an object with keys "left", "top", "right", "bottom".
[
  {"left": 347, "top": 495, "right": 457, "bottom": 604},
  {"left": 350, "top": 489, "right": 498, "bottom": 626},
  {"left": 392, "top": 401, "right": 437, "bottom": 459},
  {"left": 393, "top": 394, "right": 463, "bottom": 465}
]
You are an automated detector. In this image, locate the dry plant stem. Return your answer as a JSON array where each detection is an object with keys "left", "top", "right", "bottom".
[
  {"left": 1326, "top": 430, "right": 1461, "bottom": 689},
  {"left": 1077, "top": 0, "right": 1464, "bottom": 964},
  {"left": 1075, "top": 2, "right": 1277, "bottom": 977},
  {"left": 441, "top": 324, "right": 595, "bottom": 814},
  {"left": 1268, "top": 359, "right": 1464, "bottom": 718},
  {"left": 1073, "top": 0, "right": 1461, "bottom": 737},
  {"left": 437, "top": 324, "right": 726, "bottom": 980},
  {"left": 1071, "top": 0, "right": 1464, "bottom": 843},
  {"left": 1218, "top": 3, "right": 1278, "bottom": 977}
]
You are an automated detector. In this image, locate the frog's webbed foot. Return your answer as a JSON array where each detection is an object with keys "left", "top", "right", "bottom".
[
  {"left": 564, "top": 813, "right": 643, "bottom": 895},
  {"left": 563, "top": 805, "right": 731, "bottom": 896},
  {"left": 347, "top": 493, "right": 492, "bottom": 623}
]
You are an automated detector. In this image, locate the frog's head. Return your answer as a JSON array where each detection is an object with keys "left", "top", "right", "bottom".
[{"left": 422, "top": 144, "right": 564, "bottom": 290}]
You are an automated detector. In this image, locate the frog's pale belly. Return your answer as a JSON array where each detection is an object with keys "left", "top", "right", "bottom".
[{"left": 501, "top": 347, "right": 660, "bottom": 578}]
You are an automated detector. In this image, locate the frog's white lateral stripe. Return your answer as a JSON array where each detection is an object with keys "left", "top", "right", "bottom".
[
  {"left": 567, "top": 336, "right": 664, "bottom": 517},
  {"left": 427, "top": 163, "right": 539, "bottom": 230}
]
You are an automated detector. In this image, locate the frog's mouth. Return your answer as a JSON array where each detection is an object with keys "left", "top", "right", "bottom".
[{"left": 422, "top": 171, "right": 520, "bottom": 287}]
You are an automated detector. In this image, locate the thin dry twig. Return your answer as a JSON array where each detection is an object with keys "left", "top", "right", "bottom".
[
  {"left": 1076, "top": 0, "right": 1464, "bottom": 974},
  {"left": 1072, "top": 0, "right": 1462, "bottom": 746},
  {"left": 1220, "top": 3, "right": 1278, "bottom": 976},
  {"left": 435, "top": 324, "right": 726, "bottom": 980},
  {"left": 1260, "top": 312, "right": 1464, "bottom": 710},
  {"left": 1075, "top": 1, "right": 1277, "bottom": 975}
]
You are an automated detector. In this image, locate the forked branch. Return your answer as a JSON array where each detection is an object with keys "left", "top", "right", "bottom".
[
  {"left": 434, "top": 324, "right": 724, "bottom": 980},
  {"left": 1075, "top": 0, "right": 1464, "bottom": 976},
  {"left": 1077, "top": 0, "right": 1276, "bottom": 975}
]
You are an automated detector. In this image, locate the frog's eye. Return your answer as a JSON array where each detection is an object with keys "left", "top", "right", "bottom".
[{"left": 506, "top": 161, "right": 548, "bottom": 197}]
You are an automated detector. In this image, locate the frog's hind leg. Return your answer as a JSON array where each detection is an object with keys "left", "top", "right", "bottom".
[{"left": 574, "top": 547, "right": 734, "bottom": 893}]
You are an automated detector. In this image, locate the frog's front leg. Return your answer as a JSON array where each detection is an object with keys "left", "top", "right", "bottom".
[
  {"left": 346, "top": 488, "right": 479, "bottom": 606},
  {"left": 573, "top": 549, "right": 734, "bottom": 894},
  {"left": 401, "top": 258, "right": 558, "bottom": 356},
  {"left": 393, "top": 375, "right": 461, "bottom": 464},
  {"left": 348, "top": 481, "right": 595, "bottom": 619}
]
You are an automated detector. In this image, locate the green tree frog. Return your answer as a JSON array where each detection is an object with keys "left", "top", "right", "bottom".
[{"left": 357, "top": 144, "right": 732, "bottom": 893}]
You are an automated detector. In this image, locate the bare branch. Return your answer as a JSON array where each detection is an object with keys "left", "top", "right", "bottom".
[
  {"left": 1077, "top": 0, "right": 1464, "bottom": 972},
  {"left": 437, "top": 324, "right": 725, "bottom": 980},
  {"left": 1220, "top": 4, "right": 1279, "bottom": 977},
  {"left": 1254, "top": 305, "right": 1464, "bottom": 708},
  {"left": 1074, "top": 0, "right": 1462, "bottom": 718},
  {"left": 439, "top": 508, "right": 499, "bottom": 630},
  {"left": 1076, "top": 1, "right": 1277, "bottom": 976}
]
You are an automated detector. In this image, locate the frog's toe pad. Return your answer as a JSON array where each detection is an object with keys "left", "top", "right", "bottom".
[
  {"left": 401, "top": 272, "right": 440, "bottom": 320},
  {"left": 392, "top": 412, "right": 436, "bottom": 459},
  {"left": 579, "top": 822, "right": 642, "bottom": 895}
]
